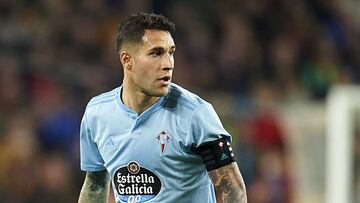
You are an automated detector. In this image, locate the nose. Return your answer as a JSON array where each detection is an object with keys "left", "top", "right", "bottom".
[{"left": 161, "top": 53, "right": 174, "bottom": 71}]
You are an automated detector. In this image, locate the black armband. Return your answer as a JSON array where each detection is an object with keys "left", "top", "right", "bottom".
[{"left": 196, "top": 138, "right": 235, "bottom": 171}]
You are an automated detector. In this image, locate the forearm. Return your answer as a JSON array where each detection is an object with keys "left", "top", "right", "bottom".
[
  {"left": 78, "top": 171, "right": 110, "bottom": 203},
  {"left": 209, "top": 162, "right": 247, "bottom": 203}
]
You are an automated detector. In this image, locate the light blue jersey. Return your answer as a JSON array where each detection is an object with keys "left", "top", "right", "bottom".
[{"left": 80, "top": 83, "right": 231, "bottom": 203}]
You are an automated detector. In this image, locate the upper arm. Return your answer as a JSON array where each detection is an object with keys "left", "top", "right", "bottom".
[
  {"left": 194, "top": 137, "right": 247, "bottom": 202},
  {"left": 187, "top": 102, "right": 246, "bottom": 201},
  {"left": 78, "top": 170, "right": 110, "bottom": 203},
  {"left": 80, "top": 112, "right": 105, "bottom": 171},
  {"left": 188, "top": 103, "right": 231, "bottom": 147},
  {"left": 208, "top": 162, "right": 247, "bottom": 203}
]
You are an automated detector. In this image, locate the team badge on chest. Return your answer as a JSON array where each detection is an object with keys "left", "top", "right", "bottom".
[{"left": 155, "top": 130, "right": 172, "bottom": 154}]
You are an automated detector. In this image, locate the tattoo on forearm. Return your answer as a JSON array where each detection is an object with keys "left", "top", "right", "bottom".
[
  {"left": 209, "top": 162, "right": 247, "bottom": 203},
  {"left": 78, "top": 171, "right": 110, "bottom": 203}
]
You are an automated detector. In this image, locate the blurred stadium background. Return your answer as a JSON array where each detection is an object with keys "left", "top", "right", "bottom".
[{"left": 0, "top": 0, "right": 359, "bottom": 202}]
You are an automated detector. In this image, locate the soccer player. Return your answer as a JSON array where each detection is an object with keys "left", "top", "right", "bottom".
[{"left": 78, "top": 12, "right": 247, "bottom": 203}]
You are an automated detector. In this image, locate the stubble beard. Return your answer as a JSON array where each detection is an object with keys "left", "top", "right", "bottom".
[{"left": 141, "top": 84, "right": 170, "bottom": 98}]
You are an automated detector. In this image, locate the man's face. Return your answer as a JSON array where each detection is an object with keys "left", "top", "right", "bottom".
[{"left": 128, "top": 29, "right": 175, "bottom": 97}]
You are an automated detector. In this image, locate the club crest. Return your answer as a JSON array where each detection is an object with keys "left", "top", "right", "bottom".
[{"left": 156, "top": 130, "right": 172, "bottom": 154}]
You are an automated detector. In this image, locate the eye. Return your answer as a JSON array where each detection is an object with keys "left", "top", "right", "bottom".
[
  {"left": 151, "top": 50, "right": 162, "bottom": 57},
  {"left": 169, "top": 50, "right": 175, "bottom": 56}
]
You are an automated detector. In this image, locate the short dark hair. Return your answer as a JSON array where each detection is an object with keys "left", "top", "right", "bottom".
[{"left": 115, "top": 12, "right": 176, "bottom": 52}]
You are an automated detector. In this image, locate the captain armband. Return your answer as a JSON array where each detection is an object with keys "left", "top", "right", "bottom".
[{"left": 196, "top": 138, "right": 235, "bottom": 171}]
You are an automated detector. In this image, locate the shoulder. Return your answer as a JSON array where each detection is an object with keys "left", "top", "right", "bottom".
[
  {"left": 164, "top": 83, "right": 210, "bottom": 111},
  {"left": 85, "top": 87, "right": 120, "bottom": 110}
]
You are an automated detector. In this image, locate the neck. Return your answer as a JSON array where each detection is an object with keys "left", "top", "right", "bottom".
[{"left": 121, "top": 81, "right": 160, "bottom": 115}]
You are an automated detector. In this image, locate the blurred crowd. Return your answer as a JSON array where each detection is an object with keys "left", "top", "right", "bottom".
[{"left": 0, "top": 0, "right": 359, "bottom": 202}]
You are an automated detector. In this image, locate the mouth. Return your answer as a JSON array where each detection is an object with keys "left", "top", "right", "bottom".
[{"left": 157, "top": 76, "right": 171, "bottom": 85}]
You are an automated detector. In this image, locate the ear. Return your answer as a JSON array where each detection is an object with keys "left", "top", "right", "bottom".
[{"left": 120, "top": 51, "right": 132, "bottom": 69}]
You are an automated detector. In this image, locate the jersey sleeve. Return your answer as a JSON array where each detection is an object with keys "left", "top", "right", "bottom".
[
  {"left": 80, "top": 111, "right": 105, "bottom": 172},
  {"left": 188, "top": 103, "right": 232, "bottom": 149}
]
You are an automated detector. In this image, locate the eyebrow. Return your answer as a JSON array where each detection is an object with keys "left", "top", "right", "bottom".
[{"left": 148, "top": 46, "right": 176, "bottom": 53}]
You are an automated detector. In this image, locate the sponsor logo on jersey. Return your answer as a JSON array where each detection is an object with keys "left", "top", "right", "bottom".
[
  {"left": 114, "top": 161, "right": 161, "bottom": 203},
  {"left": 156, "top": 130, "right": 171, "bottom": 154}
]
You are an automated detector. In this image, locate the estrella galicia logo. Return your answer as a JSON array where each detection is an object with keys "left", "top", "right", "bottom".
[{"left": 114, "top": 161, "right": 162, "bottom": 203}]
